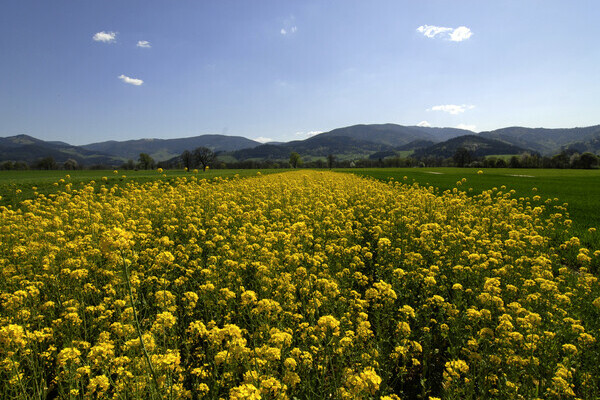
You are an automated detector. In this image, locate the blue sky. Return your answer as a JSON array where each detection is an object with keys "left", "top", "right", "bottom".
[{"left": 1, "top": 1, "right": 599, "bottom": 145}]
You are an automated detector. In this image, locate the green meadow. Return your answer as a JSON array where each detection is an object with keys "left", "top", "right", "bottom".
[
  {"left": 0, "top": 169, "right": 285, "bottom": 209},
  {"left": 2, "top": 167, "right": 599, "bottom": 249},
  {"left": 340, "top": 167, "right": 600, "bottom": 249}
]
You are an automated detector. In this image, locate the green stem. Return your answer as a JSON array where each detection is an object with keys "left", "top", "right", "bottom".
[
  {"left": 10, "top": 358, "right": 27, "bottom": 398},
  {"left": 120, "top": 251, "right": 160, "bottom": 394}
]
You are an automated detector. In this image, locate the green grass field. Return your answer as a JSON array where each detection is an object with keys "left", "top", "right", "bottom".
[
  {"left": 0, "top": 169, "right": 286, "bottom": 209},
  {"left": 2, "top": 167, "right": 599, "bottom": 249},
  {"left": 339, "top": 167, "right": 600, "bottom": 249}
]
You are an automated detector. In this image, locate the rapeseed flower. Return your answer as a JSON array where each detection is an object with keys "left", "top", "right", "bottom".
[{"left": 0, "top": 170, "right": 599, "bottom": 399}]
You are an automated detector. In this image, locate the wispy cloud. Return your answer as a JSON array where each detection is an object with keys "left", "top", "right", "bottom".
[
  {"left": 281, "top": 14, "right": 297, "bottom": 36},
  {"left": 137, "top": 40, "right": 151, "bottom": 48},
  {"left": 295, "top": 130, "right": 323, "bottom": 138},
  {"left": 429, "top": 104, "right": 475, "bottom": 115},
  {"left": 417, "top": 121, "right": 431, "bottom": 127},
  {"left": 280, "top": 26, "right": 297, "bottom": 35},
  {"left": 118, "top": 74, "right": 143, "bottom": 86},
  {"left": 93, "top": 31, "right": 117, "bottom": 43},
  {"left": 255, "top": 136, "right": 274, "bottom": 143},
  {"left": 456, "top": 123, "right": 477, "bottom": 131},
  {"left": 417, "top": 25, "right": 472, "bottom": 42}
]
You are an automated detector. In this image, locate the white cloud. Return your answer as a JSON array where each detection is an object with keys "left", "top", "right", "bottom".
[
  {"left": 255, "top": 136, "right": 274, "bottom": 143},
  {"left": 137, "top": 40, "right": 151, "bottom": 48},
  {"left": 417, "top": 25, "right": 452, "bottom": 38},
  {"left": 456, "top": 123, "right": 477, "bottom": 131},
  {"left": 429, "top": 104, "right": 475, "bottom": 115},
  {"left": 93, "top": 31, "right": 117, "bottom": 43},
  {"left": 281, "top": 26, "right": 297, "bottom": 35},
  {"left": 449, "top": 26, "right": 473, "bottom": 42},
  {"left": 417, "top": 25, "right": 472, "bottom": 42},
  {"left": 295, "top": 130, "right": 323, "bottom": 138},
  {"left": 417, "top": 121, "right": 431, "bottom": 127},
  {"left": 118, "top": 74, "right": 143, "bottom": 86}
]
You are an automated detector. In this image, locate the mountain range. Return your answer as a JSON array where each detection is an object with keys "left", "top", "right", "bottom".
[
  {"left": 82, "top": 135, "right": 260, "bottom": 161},
  {"left": 0, "top": 135, "right": 122, "bottom": 166},
  {"left": 1, "top": 123, "right": 599, "bottom": 167},
  {"left": 478, "top": 125, "right": 600, "bottom": 154},
  {"left": 0, "top": 134, "right": 261, "bottom": 167}
]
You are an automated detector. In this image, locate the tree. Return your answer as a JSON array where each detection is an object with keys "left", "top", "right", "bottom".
[
  {"left": 138, "top": 153, "right": 155, "bottom": 170},
  {"left": 327, "top": 154, "right": 335, "bottom": 169},
  {"left": 193, "top": 147, "right": 216, "bottom": 171},
  {"left": 453, "top": 147, "right": 472, "bottom": 167},
  {"left": 14, "top": 161, "right": 29, "bottom": 170},
  {"left": 495, "top": 158, "right": 507, "bottom": 168},
  {"left": 508, "top": 155, "right": 521, "bottom": 168},
  {"left": 520, "top": 152, "right": 541, "bottom": 168},
  {"left": 35, "top": 156, "right": 56, "bottom": 170},
  {"left": 0, "top": 161, "right": 14, "bottom": 170},
  {"left": 576, "top": 152, "right": 599, "bottom": 169},
  {"left": 551, "top": 151, "right": 570, "bottom": 168},
  {"left": 181, "top": 150, "right": 194, "bottom": 171},
  {"left": 63, "top": 159, "right": 79, "bottom": 170},
  {"left": 289, "top": 152, "right": 302, "bottom": 168}
]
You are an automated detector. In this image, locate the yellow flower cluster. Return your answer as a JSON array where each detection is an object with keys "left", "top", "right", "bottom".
[{"left": 0, "top": 170, "right": 599, "bottom": 399}]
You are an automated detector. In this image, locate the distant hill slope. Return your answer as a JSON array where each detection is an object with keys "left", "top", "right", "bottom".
[
  {"left": 397, "top": 139, "right": 435, "bottom": 151},
  {"left": 413, "top": 135, "right": 529, "bottom": 158},
  {"left": 4, "top": 124, "right": 600, "bottom": 167},
  {"left": 231, "top": 135, "right": 396, "bottom": 160},
  {"left": 316, "top": 124, "right": 471, "bottom": 146},
  {"left": 82, "top": 134, "right": 261, "bottom": 161},
  {"left": 479, "top": 125, "right": 600, "bottom": 155},
  {"left": 0, "top": 134, "right": 53, "bottom": 149},
  {"left": 0, "top": 135, "right": 122, "bottom": 166},
  {"left": 564, "top": 136, "right": 600, "bottom": 154},
  {"left": 292, "top": 135, "right": 395, "bottom": 156},
  {"left": 229, "top": 124, "right": 472, "bottom": 160},
  {"left": 230, "top": 143, "right": 292, "bottom": 160}
]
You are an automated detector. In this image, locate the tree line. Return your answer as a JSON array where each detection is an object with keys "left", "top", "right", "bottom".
[{"left": 1, "top": 147, "right": 598, "bottom": 171}]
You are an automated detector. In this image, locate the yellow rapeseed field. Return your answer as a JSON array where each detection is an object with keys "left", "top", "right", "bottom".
[{"left": 1, "top": 170, "right": 599, "bottom": 399}]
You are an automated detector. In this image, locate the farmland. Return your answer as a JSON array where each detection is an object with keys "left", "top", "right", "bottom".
[
  {"left": 0, "top": 169, "right": 285, "bottom": 209},
  {"left": 1, "top": 169, "right": 599, "bottom": 399},
  {"left": 342, "top": 168, "right": 600, "bottom": 242}
]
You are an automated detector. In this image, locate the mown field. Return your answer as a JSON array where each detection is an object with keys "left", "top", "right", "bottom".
[
  {"left": 1, "top": 169, "right": 599, "bottom": 399},
  {"left": 0, "top": 169, "right": 285, "bottom": 209},
  {"left": 341, "top": 168, "right": 600, "bottom": 247}
]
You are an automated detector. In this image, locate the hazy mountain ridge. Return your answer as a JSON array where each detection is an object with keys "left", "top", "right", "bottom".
[
  {"left": 396, "top": 140, "right": 436, "bottom": 151},
  {"left": 231, "top": 135, "right": 396, "bottom": 161},
  {"left": 0, "top": 135, "right": 123, "bottom": 165},
  {"left": 2, "top": 124, "right": 600, "bottom": 167},
  {"left": 227, "top": 124, "right": 473, "bottom": 161},
  {"left": 478, "top": 125, "right": 600, "bottom": 155},
  {"left": 316, "top": 124, "right": 471, "bottom": 146},
  {"left": 565, "top": 136, "right": 600, "bottom": 154},
  {"left": 83, "top": 134, "right": 261, "bottom": 161},
  {"left": 412, "top": 135, "right": 530, "bottom": 158}
]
